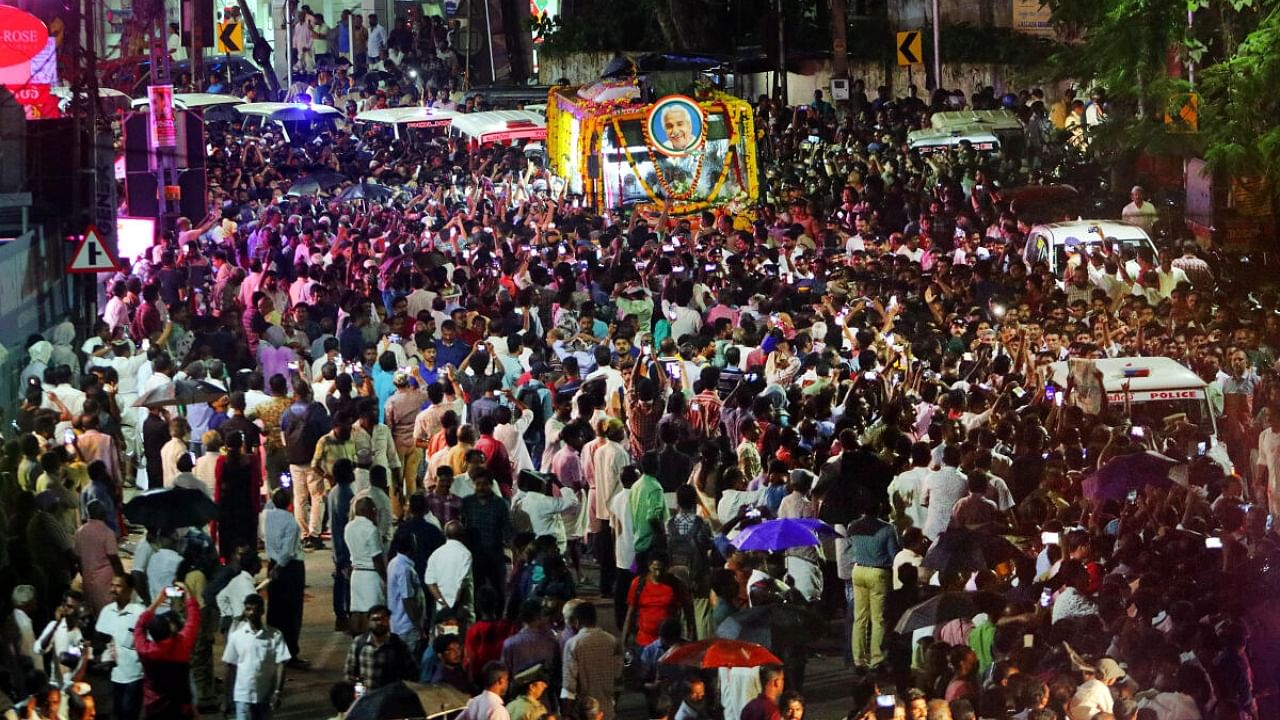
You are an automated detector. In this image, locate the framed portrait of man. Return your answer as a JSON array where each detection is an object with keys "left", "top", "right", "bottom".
[{"left": 647, "top": 95, "right": 705, "bottom": 157}]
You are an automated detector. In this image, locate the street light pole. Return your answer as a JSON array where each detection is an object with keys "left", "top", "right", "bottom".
[
  {"left": 777, "top": 0, "right": 786, "bottom": 104},
  {"left": 931, "top": 0, "right": 942, "bottom": 89},
  {"left": 932, "top": 0, "right": 941, "bottom": 89}
]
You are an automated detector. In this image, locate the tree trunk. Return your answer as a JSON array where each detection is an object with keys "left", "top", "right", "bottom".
[
  {"left": 831, "top": 0, "right": 849, "bottom": 78},
  {"left": 651, "top": 0, "right": 682, "bottom": 50}
]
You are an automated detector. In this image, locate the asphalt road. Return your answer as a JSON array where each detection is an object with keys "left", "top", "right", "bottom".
[{"left": 164, "top": 547, "right": 859, "bottom": 720}]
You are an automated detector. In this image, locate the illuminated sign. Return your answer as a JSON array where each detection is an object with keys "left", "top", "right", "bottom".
[
  {"left": 481, "top": 128, "right": 547, "bottom": 143},
  {"left": 0, "top": 7, "right": 50, "bottom": 66},
  {"left": 11, "top": 83, "right": 58, "bottom": 119}
]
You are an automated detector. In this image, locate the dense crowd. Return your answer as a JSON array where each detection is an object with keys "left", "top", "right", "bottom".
[{"left": 3, "top": 68, "right": 1278, "bottom": 720}]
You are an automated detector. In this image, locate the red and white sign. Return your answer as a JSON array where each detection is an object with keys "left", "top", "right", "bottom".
[
  {"left": 10, "top": 83, "right": 58, "bottom": 119},
  {"left": 148, "top": 84, "right": 177, "bottom": 149},
  {"left": 1106, "top": 388, "right": 1204, "bottom": 404},
  {"left": 407, "top": 119, "right": 451, "bottom": 129},
  {"left": 479, "top": 127, "right": 547, "bottom": 143},
  {"left": 0, "top": 7, "right": 50, "bottom": 67},
  {"left": 67, "top": 225, "right": 124, "bottom": 274}
]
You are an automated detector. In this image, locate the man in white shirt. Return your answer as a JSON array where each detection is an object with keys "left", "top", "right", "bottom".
[
  {"left": 352, "top": 469, "right": 395, "bottom": 546},
  {"left": 425, "top": 521, "right": 474, "bottom": 622},
  {"left": 34, "top": 590, "right": 86, "bottom": 681},
  {"left": 10, "top": 585, "right": 36, "bottom": 665},
  {"left": 887, "top": 443, "right": 931, "bottom": 531},
  {"left": 1154, "top": 248, "right": 1191, "bottom": 299},
  {"left": 591, "top": 420, "right": 629, "bottom": 597},
  {"left": 345, "top": 498, "right": 387, "bottom": 635},
  {"left": 661, "top": 298, "right": 703, "bottom": 343},
  {"left": 96, "top": 575, "right": 147, "bottom": 720},
  {"left": 1121, "top": 185, "right": 1158, "bottom": 232},
  {"left": 1067, "top": 659, "right": 1118, "bottom": 720},
  {"left": 892, "top": 529, "right": 927, "bottom": 590},
  {"left": 216, "top": 554, "right": 263, "bottom": 635},
  {"left": 583, "top": 348, "right": 625, "bottom": 418},
  {"left": 921, "top": 446, "right": 969, "bottom": 541},
  {"left": 222, "top": 594, "right": 290, "bottom": 718},
  {"left": 459, "top": 663, "right": 510, "bottom": 720},
  {"left": 493, "top": 403, "right": 536, "bottom": 474},
  {"left": 141, "top": 533, "right": 184, "bottom": 602},
  {"left": 365, "top": 14, "right": 389, "bottom": 69},
  {"left": 512, "top": 472, "right": 579, "bottom": 553},
  {"left": 606, "top": 470, "right": 637, "bottom": 629},
  {"left": 103, "top": 282, "right": 131, "bottom": 335},
  {"left": 43, "top": 368, "right": 87, "bottom": 418}
]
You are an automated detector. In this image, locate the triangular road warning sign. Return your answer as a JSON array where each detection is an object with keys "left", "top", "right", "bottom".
[{"left": 67, "top": 225, "right": 124, "bottom": 274}]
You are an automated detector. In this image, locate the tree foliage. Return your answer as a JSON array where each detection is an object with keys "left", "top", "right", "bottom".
[
  {"left": 1198, "top": 2, "right": 1280, "bottom": 197},
  {"left": 1046, "top": 0, "right": 1280, "bottom": 203}
]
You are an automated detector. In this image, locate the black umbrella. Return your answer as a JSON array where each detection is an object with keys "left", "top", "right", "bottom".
[
  {"left": 285, "top": 177, "right": 323, "bottom": 196},
  {"left": 1081, "top": 451, "right": 1178, "bottom": 502},
  {"left": 715, "top": 604, "right": 826, "bottom": 651},
  {"left": 922, "top": 528, "right": 1022, "bottom": 577},
  {"left": 310, "top": 169, "right": 348, "bottom": 188},
  {"left": 893, "top": 591, "right": 1005, "bottom": 635},
  {"left": 346, "top": 682, "right": 427, "bottom": 720},
  {"left": 131, "top": 380, "right": 227, "bottom": 409},
  {"left": 338, "top": 181, "right": 395, "bottom": 202},
  {"left": 123, "top": 487, "right": 218, "bottom": 531},
  {"left": 285, "top": 170, "right": 348, "bottom": 196}
]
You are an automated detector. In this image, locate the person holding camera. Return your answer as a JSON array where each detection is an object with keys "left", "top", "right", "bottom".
[{"left": 34, "top": 589, "right": 89, "bottom": 688}]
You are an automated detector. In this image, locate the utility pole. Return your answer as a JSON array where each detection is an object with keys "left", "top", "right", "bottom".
[
  {"left": 776, "top": 0, "right": 787, "bottom": 104},
  {"left": 148, "top": 1, "right": 180, "bottom": 233},
  {"left": 931, "top": 0, "right": 941, "bottom": 89},
  {"left": 188, "top": 0, "right": 205, "bottom": 91},
  {"left": 237, "top": 0, "right": 281, "bottom": 97}
]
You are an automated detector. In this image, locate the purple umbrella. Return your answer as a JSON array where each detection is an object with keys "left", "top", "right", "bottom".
[
  {"left": 1080, "top": 450, "right": 1178, "bottom": 502},
  {"left": 731, "top": 518, "right": 839, "bottom": 552}
]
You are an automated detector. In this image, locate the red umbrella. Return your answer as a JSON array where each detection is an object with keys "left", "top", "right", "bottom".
[{"left": 658, "top": 639, "right": 782, "bottom": 668}]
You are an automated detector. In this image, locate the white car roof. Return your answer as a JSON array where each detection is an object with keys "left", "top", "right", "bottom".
[
  {"left": 449, "top": 110, "right": 546, "bottom": 142},
  {"left": 235, "top": 102, "right": 343, "bottom": 117},
  {"left": 1049, "top": 357, "right": 1206, "bottom": 394},
  {"left": 929, "top": 109, "right": 1022, "bottom": 132},
  {"left": 1030, "top": 220, "right": 1152, "bottom": 244},
  {"left": 354, "top": 106, "right": 457, "bottom": 125},
  {"left": 132, "top": 93, "right": 246, "bottom": 110}
]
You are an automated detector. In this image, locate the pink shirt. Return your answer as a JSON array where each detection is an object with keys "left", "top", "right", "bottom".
[{"left": 74, "top": 519, "right": 119, "bottom": 612}]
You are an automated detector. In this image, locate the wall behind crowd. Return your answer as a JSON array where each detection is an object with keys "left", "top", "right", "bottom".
[
  {"left": 0, "top": 229, "right": 76, "bottom": 420},
  {"left": 536, "top": 52, "right": 1072, "bottom": 108}
]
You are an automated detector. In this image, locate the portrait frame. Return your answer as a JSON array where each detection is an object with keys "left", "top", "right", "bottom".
[{"left": 646, "top": 95, "right": 706, "bottom": 157}]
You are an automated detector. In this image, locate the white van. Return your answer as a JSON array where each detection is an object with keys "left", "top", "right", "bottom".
[
  {"left": 449, "top": 109, "right": 546, "bottom": 147},
  {"left": 353, "top": 106, "right": 457, "bottom": 142},
  {"left": 1048, "top": 357, "right": 1216, "bottom": 436},
  {"left": 907, "top": 127, "right": 1000, "bottom": 154},
  {"left": 1022, "top": 220, "right": 1157, "bottom": 275},
  {"left": 929, "top": 109, "right": 1024, "bottom": 134},
  {"left": 235, "top": 102, "right": 345, "bottom": 143},
  {"left": 1047, "top": 356, "right": 1232, "bottom": 472}
]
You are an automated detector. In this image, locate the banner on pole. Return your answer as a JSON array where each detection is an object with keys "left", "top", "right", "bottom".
[{"left": 148, "top": 85, "right": 177, "bottom": 149}]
